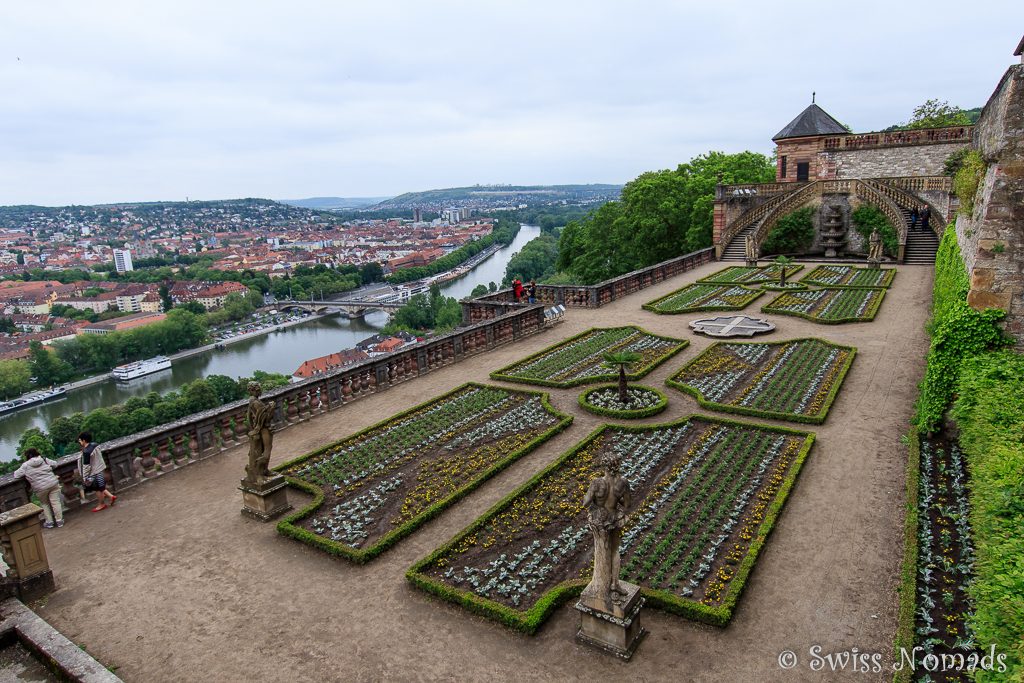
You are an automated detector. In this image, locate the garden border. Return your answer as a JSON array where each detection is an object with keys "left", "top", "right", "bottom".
[
  {"left": 577, "top": 384, "right": 669, "bottom": 419},
  {"left": 274, "top": 382, "right": 574, "bottom": 563},
  {"left": 696, "top": 264, "right": 804, "bottom": 285},
  {"left": 892, "top": 428, "right": 920, "bottom": 683},
  {"left": 406, "top": 414, "right": 815, "bottom": 634},
  {"left": 761, "top": 288, "right": 887, "bottom": 325},
  {"left": 665, "top": 337, "right": 857, "bottom": 425},
  {"left": 799, "top": 266, "right": 897, "bottom": 289},
  {"left": 641, "top": 284, "right": 764, "bottom": 315},
  {"left": 489, "top": 326, "right": 689, "bottom": 388}
]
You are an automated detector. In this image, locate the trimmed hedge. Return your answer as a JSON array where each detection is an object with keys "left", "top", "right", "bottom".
[
  {"left": 892, "top": 429, "right": 921, "bottom": 683},
  {"left": 761, "top": 288, "right": 887, "bottom": 325},
  {"left": 275, "top": 382, "right": 573, "bottom": 563},
  {"left": 406, "top": 414, "right": 815, "bottom": 633},
  {"left": 577, "top": 384, "right": 668, "bottom": 419},
  {"left": 951, "top": 352, "right": 1024, "bottom": 681},
  {"left": 666, "top": 338, "right": 857, "bottom": 425},
  {"left": 489, "top": 326, "right": 688, "bottom": 388},
  {"left": 642, "top": 284, "right": 763, "bottom": 314}
]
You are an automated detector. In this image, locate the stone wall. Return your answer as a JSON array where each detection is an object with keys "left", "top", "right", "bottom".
[
  {"left": 825, "top": 142, "right": 968, "bottom": 180},
  {"left": 956, "top": 64, "right": 1024, "bottom": 348}
]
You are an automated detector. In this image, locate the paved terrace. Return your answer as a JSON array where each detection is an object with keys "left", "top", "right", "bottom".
[{"left": 35, "top": 261, "right": 933, "bottom": 682}]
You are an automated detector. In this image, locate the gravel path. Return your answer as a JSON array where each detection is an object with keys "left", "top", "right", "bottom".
[{"left": 34, "top": 262, "right": 933, "bottom": 682}]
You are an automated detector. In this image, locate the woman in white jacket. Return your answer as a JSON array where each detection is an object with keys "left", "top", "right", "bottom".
[{"left": 14, "top": 448, "right": 64, "bottom": 528}]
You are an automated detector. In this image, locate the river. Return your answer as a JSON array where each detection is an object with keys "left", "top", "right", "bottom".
[{"left": 0, "top": 224, "right": 542, "bottom": 459}]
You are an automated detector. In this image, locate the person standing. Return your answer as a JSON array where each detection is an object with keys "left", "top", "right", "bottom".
[
  {"left": 77, "top": 432, "right": 116, "bottom": 512},
  {"left": 909, "top": 206, "right": 919, "bottom": 231},
  {"left": 14, "top": 448, "right": 64, "bottom": 528},
  {"left": 921, "top": 205, "right": 931, "bottom": 232},
  {"left": 526, "top": 279, "right": 537, "bottom": 304},
  {"left": 512, "top": 278, "right": 523, "bottom": 302}
]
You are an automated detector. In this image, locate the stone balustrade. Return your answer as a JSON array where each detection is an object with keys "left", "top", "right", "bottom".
[
  {"left": 461, "top": 248, "right": 714, "bottom": 322},
  {"left": 821, "top": 126, "right": 972, "bottom": 151},
  {"left": 0, "top": 305, "right": 548, "bottom": 514}
]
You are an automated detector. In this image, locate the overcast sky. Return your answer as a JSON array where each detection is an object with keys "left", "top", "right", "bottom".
[{"left": 0, "top": 1, "right": 1019, "bottom": 206}]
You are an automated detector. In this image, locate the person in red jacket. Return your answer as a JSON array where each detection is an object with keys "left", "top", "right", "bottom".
[{"left": 512, "top": 278, "right": 523, "bottom": 302}]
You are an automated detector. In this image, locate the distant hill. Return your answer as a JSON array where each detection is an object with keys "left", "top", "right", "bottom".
[
  {"left": 279, "top": 196, "right": 393, "bottom": 210},
  {"left": 375, "top": 184, "right": 622, "bottom": 211}
]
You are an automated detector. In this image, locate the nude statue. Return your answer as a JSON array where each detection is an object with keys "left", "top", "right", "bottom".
[
  {"left": 868, "top": 227, "right": 883, "bottom": 265},
  {"left": 744, "top": 234, "right": 757, "bottom": 265},
  {"left": 582, "top": 453, "right": 631, "bottom": 610},
  {"left": 245, "top": 382, "right": 276, "bottom": 483}
]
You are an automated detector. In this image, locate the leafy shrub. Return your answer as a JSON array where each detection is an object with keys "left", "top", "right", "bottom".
[
  {"left": 951, "top": 351, "right": 1024, "bottom": 682},
  {"left": 761, "top": 206, "right": 815, "bottom": 255},
  {"left": 851, "top": 204, "right": 898, "bottom": 256},
  {"left": 953, "top": 149, "right": 985, "bottom": 215}
]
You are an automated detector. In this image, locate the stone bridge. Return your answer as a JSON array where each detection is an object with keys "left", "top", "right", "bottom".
[{"left": 277, "top": 298, "right": 406, "bottom": 318}]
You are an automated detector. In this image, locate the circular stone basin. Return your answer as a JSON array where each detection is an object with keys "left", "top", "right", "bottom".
[
  {"left": 759, "top": 281, "right": 808, "bottom": 291},
  {"left": 578, "top": 384, "right": 668, "bottom": 419},
  {"left": 689, "top": 315, "right": 776, "bottom": 338}
]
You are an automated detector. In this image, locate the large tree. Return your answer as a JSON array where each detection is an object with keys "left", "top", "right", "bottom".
[
  {"left": 0, "top": 359, "right": 31, "bottom": 399},
  {"left": 905, "top": 99, "right": 971, "bottom": 129}
]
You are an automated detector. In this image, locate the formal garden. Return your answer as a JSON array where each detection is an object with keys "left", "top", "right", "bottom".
[
  {"left": 490, "top": 326, "right": 687, "bottom": 388},
  {"left": 799, "top": 264, "right": 896, "bottom": 288},
  {"left": 697, "top": 264, "right": 803, "bottom": 285},
  {"left": 642, "top": 283, "right": 763, "bottom": 314},
  {"left": 407, "top": 417, "right": 814, "bottom": 632},
  {"left": 761, "top": 287, "right": 886, "bottom": 323},
  {"left": 665, "top": 338, "right": 855, "bottom": 424},
  {"left": 276, "top": 383, "right": 572, "bottom": 562}
]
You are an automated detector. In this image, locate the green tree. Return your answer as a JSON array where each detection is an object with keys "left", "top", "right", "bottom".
[
  {"left": 470, "top": 284, "right": 489, "bottom": 298},
  {"left": 182, "top": 379, "right": 219, "bottom": 413},
  {"left": 17, "top": 427, "right": 55, "bottom": 459},
  {"left": 80, "top": 408, "right": 121, "bottom": 443},
  {"left": 158, "top": 284, "right": 173, "bottom": 312},
  {"left": 359, "top": 262, "right": 384, "bottom": 284},
  {"left": 178, "top": 301, "right": 206, "bottom": 315},
  {"left": 503, "top": 234, "right": 559, "bottom": 285},
  {"left": 0, "top": 317, "right": 15, "bottom": 333},
  {"left": 0, "top": 359, "right": 31, "bottom": 399},
  {"left": 905, "top": 99, "right": 971, "bottom": 129},
  {"left": 47, "top": 413, "right": 85, "bottom": 455},
  {"left": 851, "top": 205, "right": 899, "bottom": 256},
  {"left": 206, "top": 374, "right": 244, "bottom": 404},
  {"left": 28, "top": 341, "right": 72, "bottom": 385},
  {"left": 761, "top": 206, "right": 816, "bottom": 255},
  {"left": 127, "top": 407, "right": 157, "bottom": 433}
]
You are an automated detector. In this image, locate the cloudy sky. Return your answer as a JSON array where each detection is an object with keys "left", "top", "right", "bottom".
[{"left": 0, "top": 1, "right": 1018, "bottom": 206}]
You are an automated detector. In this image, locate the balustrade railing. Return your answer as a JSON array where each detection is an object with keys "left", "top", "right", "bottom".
[
  {"left": 714, "top": 182, "right": 802, "bottom": 200},
  {"left": 864, "top": 179, "right": 945, "bottom": 237},
  {"left": 0, "top": 306, "right": 547, "bottom": 513},
  {"left": 717, "top": 191, "right": 796, "bottom": 249},
  {"left": 821, "top": 126, "right": 972, "bottom": 151}
]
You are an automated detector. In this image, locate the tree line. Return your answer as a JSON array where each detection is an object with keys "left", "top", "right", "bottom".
[{"left": 385, "top": 218, "right": 520, "bottom": 284}]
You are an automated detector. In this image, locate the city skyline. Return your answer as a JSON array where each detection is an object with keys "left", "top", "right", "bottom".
[{"left": 0, "top": 0, "right": 1018, "bottom": 206}]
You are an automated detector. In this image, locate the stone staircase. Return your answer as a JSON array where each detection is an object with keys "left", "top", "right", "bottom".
[
  {"left": 899, "top": 207, "right": 941, "bottom": 264},
  {"left": 721, "top": 224, "right": 756, "bottom": 261}
]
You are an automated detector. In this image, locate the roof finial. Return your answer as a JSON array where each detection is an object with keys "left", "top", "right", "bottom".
[{"left": 812, "top": 91, "right": 816, "bottom": 104}]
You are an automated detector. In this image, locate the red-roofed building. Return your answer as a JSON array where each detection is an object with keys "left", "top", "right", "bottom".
[{"left": 292, "top": 349, "right": 370, "bottom": 379}]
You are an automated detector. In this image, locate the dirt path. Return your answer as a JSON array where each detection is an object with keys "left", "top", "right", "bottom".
[{"left": 35, "top": 262, "right": 933, "bottom": 682}]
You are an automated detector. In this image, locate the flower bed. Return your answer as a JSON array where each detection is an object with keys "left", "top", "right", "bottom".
[
  {"left": 697, "top": 264, "right": 803, "bottom": 285},
  {"left": 758, "top": 282, "right": 808, "bottom": 292},
  {"left": 642, "top": 284, "right": 763, "bottom": 314},
  {"left": 761, "top": 287, "right": 886, "bottom": 323},
  {"left": 665, "top": 338, "right": 855, "bottom": 424},
  {"left": 800, "top": 264, "right": 896, "bottom": 288},
  {"left": 276, "top": 383, "right": 572, "bottom": 562},
  {"left": 407, "top": 416, "right": 815, "bottom": 632},
  {"left": 490, "top": 327, "right": 687, "bottom": 388},
  {"left": 578, "top": 384, "right": 668, "bottom": 419}
]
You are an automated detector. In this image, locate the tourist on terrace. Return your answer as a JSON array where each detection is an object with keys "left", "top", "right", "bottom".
[
  {"left": 527, "top": 280, "right": 537, "bottom": 304},
  {"left": 512, "top": 278, "right": 523, "bottom": 302},
  {"left": 14, "top": 448, "right": 64, "bottom": 528},
  {"left": 76, "top": 432, "right": 117, "bottom": 512}
]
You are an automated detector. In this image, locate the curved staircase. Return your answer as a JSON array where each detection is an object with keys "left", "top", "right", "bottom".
[{"left": 720, "top": 224, "right": 756, "bottom": 261}]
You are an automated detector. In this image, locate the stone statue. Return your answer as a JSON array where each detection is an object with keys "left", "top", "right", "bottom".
[
  {"left": 744, "top": 234, "right": 757, "bottom": 265},
  {"left": 582, "top": 453, "right": 631, "bottom": 610},
  {"left": 868, "top": 228, "right": 883, "bottom": 265},
  {"left": 244, "top": 382, "right": 276, "bottom": 483}
]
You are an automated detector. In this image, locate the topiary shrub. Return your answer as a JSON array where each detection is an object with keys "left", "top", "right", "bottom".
[
  {"left": 761, "top": 205, "right": 815, "bottom": 255},
  {"left": 851, "top": 204, "right": 898, "bottom": 256}
]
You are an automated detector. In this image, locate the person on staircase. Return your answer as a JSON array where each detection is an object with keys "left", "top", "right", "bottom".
[
  {"left": 920, "top": 205, "right": 930, "bottom": 233},
  {"left": 909, "top": 206, "right": 919, "bottom": 232}
]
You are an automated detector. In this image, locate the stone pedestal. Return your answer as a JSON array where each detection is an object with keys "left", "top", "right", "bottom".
[
  {"left": 239, "top": 475, "right": 292, "bottom": 522},
  {"left": 0, "top": 503, "right": 55, "bottom": 601},
  {"left": 575, "top": 581, "right": 647, "bottom": 661}
]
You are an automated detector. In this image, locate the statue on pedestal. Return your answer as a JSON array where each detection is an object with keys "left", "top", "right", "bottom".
[
  {"left": 244, "top": 382, "right": 276, "bottom": 484},
  {"left": 744, "top": 234, "right": 757, "bottom": 266},
  {"left": 582, "top": 453, "right": 631, "bottom": 610},
  {"left": 867, "top": 228, "right": 883, "bottom": 266}
]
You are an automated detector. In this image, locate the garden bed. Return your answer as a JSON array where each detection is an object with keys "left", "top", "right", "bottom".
[
  {"left": 578, "top": 384, "right": 668, "bottom": 419},
  {"left": 758, "top": 282, "right": 808, "bottom": 292},
  {"left": 665, "top": 338, "right": 855, "bottom": 424},
  {"left": 697, "top": 264, "right": 803, "bottom": 285},
  {"left": 800, "top": 265, "right": 896, "bottom": 288},
  {"left": 276, "top": 383, "right": 573, "bottom": 562},
  {"left": 407, "top": 416, "right": 814, "bottom": 633},
  {"left": 642, "top": 284, "right": 763, "bottom": 314},
  {"left": 761, "top": 288, "right": 886, "bottom": 323},
  {"left": 490, "top": 327, "right": 687, "bottom": 388}
]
